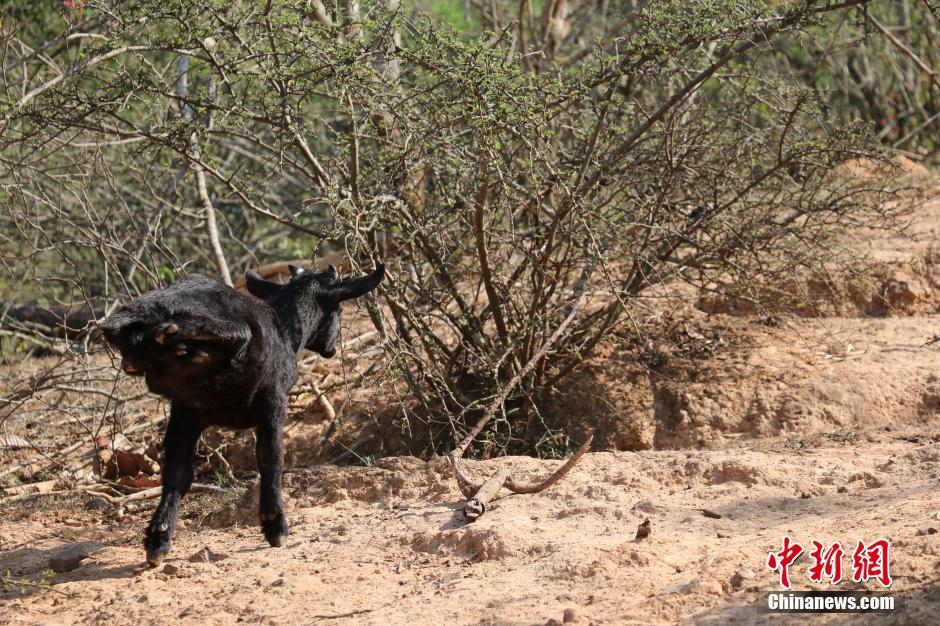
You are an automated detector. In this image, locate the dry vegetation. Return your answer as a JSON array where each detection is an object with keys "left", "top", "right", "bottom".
[{"left": 1, "top": 0, "right": 940, "bottom": 623}]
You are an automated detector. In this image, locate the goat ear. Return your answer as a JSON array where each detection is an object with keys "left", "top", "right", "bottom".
[
  {"left": 329, "top": 264, "right": 385, "bottom": 302},
  {"left": 245, "top": 271, "right": 283, "bottom": 300},
  {"left": 288, "top": 264, "right": 305, "bottom": 278}
]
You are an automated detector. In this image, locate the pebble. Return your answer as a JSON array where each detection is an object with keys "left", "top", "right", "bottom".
[
  {"left": 690, "top": 579, "right": 724, "bottom": 595},
  {"left": 188, "top": 547, "right": 227, "bottom": 563},
  {"left": 49, "top": 545, "right": 91, "bottom": 573},
  {"left": 662, "top": 580, "right": 693, "bottom": 594},
  {"left": 563, "top": 607, "right": 578, "bottom": 623},
  {"left": 84, "top": 498, "right": 111, "bottom": 512},
  {"left": 730, "top": 569, "right": 756, "bottom": 589}
]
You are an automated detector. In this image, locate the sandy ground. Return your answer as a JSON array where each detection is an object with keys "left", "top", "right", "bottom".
[
  {"left": 1, "top": 442, "right": 938, "bottom": 625},
  {"left": 1, "top": 169, "right": 939, "bottom": 624}
]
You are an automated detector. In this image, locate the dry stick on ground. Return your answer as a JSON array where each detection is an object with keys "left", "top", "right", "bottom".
[
  {"left": 446, "top": 271, "right": 594, "bottom": 517},
  {"left": 81, "top": 482, "right": 230, "bottom": 505},
  {"left": 463, "top": 466, "right": 511, "bottom": 520},
  {"left": 0, "top": 413, "right": 161, "bottom": 481},
  {"left": 310, "top": 380, "right": 336, "bottom": 422}
]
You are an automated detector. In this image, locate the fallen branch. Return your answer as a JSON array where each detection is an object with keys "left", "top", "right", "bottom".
[
  {"left": 0, "top": 489, "right": 72, "bottom": 505},
  {"left": 451, "top": 434, "right": 594, "bottom": 501},
  {"left": 312, "top": 608, "right": 375, "bottom": 621},
  {"left": 0, "top": 575, "right": 74, "bottom": 597},
  {"left": 310, "top": 380, "right": 336, "bottom": 423},
  {"left": 81, "top": 482, "right": 230, "bottom": 505},
  {"left": 462, "top": 466, "right": 510, "bottom": 520},
  {"left": 447, "top": 272, "right": 594, "bottom": 515}
]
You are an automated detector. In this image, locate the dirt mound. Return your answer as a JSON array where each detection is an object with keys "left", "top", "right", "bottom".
[
  {"left": 547, "top": 315, "right": 940, "bottom": 452},
  {"left": 832, "top": 155, "right": 930, "bottom": 181},
  {"left": 545, "top": 176, "right": 940, "bottom": 453}
]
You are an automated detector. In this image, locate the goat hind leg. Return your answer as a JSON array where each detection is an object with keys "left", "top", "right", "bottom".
[
  {"left": 255, "top": 401, "right": 288, "bottom": 547},
  {"left": 145, "top": 406, "right": 201, "bottom": 566}
]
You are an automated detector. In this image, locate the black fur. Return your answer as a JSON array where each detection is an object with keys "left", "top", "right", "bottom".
[{"left": 99, "top": 264, "right": 384, "bottom": 565}]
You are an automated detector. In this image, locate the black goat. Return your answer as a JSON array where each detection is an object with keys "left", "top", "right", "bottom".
[{"left": 99, "top": 263, "right": 384, "bottom": 566}]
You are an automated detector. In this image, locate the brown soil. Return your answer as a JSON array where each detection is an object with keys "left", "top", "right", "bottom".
[
  {"left": 1, "top": 442, "right": 937, "bottom": 625},
  {"left": 1, "top": 171, "right": 939, "bottom": 624}
]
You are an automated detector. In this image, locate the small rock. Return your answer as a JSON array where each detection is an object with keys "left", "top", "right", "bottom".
[
  {"left": 800, "top": 492, "right": 811, "bottom": 499},
  {"left": 49, "top": 545, "right": 91, "bottom": 573},
  {"left": 162, "top": 563, "right": 180, "bottom": 576},
  {"left": 546, "top": 620, "right": 561, "bottom": 626},
  {"left": 730, "top": 569, "right": 756, "bottom": 589},
  {"left": 691, "top": 579, "right": 724, "bottom": 596},
  {"left": 663, "top": 580, "right": 693, "bottom": 594},
  {"left": 934, "top": 511, "right": 940, "bottom": 521},
  {"left": 563, "top": 607, "right": 578, "bottom": 623},
  {"left": 717, "top": 532, "right": 730, "bottom": 539},
  {"left": 188, "top": 547, "right": 227, "bottom": 563},
  {"left": 270, "top": 578, "right": 285, "bottom": 587},
  {"left": 915, "top": 527, "right": 938, "bottom": 536},
  {"left": 837, "top": 486, "right": 848, "bottom": 493},
  {"left": 84, "top": 497, "right": 111, "bottom": 512},
  {"left": 632, "top": 500, "right": 657, "bottom": 514},
  {"left": 701, "top": 509, "right": 722, "bottom": 519}
]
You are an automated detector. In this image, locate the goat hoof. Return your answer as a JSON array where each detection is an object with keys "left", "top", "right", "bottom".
[
  {"left": 154, "top": 323, "right": 179, "bottom": 345},
  {"left": 191, "top": 350, "right": 210, "bottom": 364},
  {"left": 261, "top": 513, "right": 289, "bottom": 548},
  {"left": 144, "top": 526, "right": 172, "bottom": 566},
  {"left": 175, "top": 343, "right": 188, "bottom": 357}
]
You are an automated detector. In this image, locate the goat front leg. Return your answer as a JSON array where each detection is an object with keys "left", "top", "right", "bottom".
[
  {"left": 145, "top": 405, "right": 201, "bottom": 566},
  {"left": 255, "top": 395, "right": 288, "bottom": 547}
]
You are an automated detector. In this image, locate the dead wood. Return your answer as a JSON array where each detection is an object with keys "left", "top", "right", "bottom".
[
  {"left": 463, "top": 466, "right": 511, "bottom": 520},
  {"left": 451, "top": 434, "right": 593, "bottom": 500},
  {"left": 445, "top": 277, "right": 593, "bottom": 514},
  {"left": 79, "top": 482, "right": 230, "bottom": 505}
]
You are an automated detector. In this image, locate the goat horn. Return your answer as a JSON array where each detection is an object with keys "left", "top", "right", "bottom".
[{"left": 330, "top": 264, "right": 385, "bottom": 301}]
